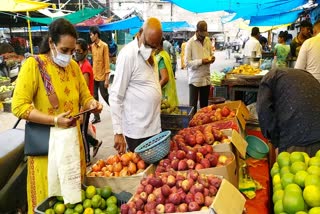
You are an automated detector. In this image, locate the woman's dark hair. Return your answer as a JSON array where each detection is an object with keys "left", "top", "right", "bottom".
[
  {"left": 89, "top": 26, "right": 101, "bottom": 38},
  {"left": 40, "top": 18, "right": 78, "bottom": 54},
  {"left": 279, "top": 31, "right": 288, "bottom": 41},
  {"left": 76, "top": 38, "right": 88, "bottom": 52}
]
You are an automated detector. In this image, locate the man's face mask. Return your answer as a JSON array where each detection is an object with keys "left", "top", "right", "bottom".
[{"left": 51, "top": 44, "right": 72, "bottom": 67}]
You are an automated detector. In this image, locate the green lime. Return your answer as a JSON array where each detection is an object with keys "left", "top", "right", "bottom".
[
  {"left": 101, "top": 186, "right": 112, "bottom": 199},
  {"left": 106, "top": 196, "right": 117, "bottom": 206},
  {"left": 74, "top": 204, "right": 84, "bottom": 213},
  {"left": 83, "top": 199, "right": 92, "bottom": 209},
  {"left": 45, "top": 208, "right": 55, "bottom": 214},
  {"left": 86, "top": 186, "right": 97, "bottom": 199},
  {"left": 91, "top": 195, "right": 102, "bottom": 208},
  {"left": 106, "top": 204, "right": 118, "bottom": 214},
  {"left": 65, "top": 208, "right": 74, "bottom": 214},
  {"left": 96, "top": 188, "right": 102, "bottom": 196},
  {"left": 99, "top": 198, "right": 106, "bottom": 210}
]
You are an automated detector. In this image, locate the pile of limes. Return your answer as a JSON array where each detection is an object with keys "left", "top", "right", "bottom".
[
  {"left": 44, "top": 185, "right": 120, "bottom": 214},
  {"left": 271, "top": 150, "right": 320, "bottom": 214}
]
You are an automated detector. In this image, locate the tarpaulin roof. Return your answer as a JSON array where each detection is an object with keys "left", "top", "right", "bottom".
[
  {"left": 249, "top": 9, "right": 303, "bottom": 26},
  {"left": 26, "top": 7, "right": 104, "bottom": 25},
  {"left": 165, "top": 0, "right": 308, "bottom": 26},
  {"left": 0, "top": 0, "right": 51, "bottom": 12},
  {"left": 76, "top": 16, "right": 143, "bottom": 32},
  {"left": 161, "top": 21, "right": 192, "bottom": 32}
]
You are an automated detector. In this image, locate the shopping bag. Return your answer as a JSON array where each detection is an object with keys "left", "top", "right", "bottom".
[{"left": 47, "top": 126, "right": 82, "bottom": 204}]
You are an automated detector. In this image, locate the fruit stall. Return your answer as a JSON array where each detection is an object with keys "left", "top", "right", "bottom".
[
  {"left": 0, "top": 77, "right": 15, "bottom": 112},
  {"left": 35, "top": 100, "right": 282, "bottom": 214}
]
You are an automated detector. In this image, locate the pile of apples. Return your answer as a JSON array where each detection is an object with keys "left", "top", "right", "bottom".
[
  {"left": 173, "top": 124, "right": 231, "bottom": 146},
  {"left": 121, "top": 170, "right": 222, "bottom": 213},
  {"left": 87, "top": 152, "right": 147, "bottom": 177},
  {"left": 189, "top": 105, "right": 235, "bottom": 127}
]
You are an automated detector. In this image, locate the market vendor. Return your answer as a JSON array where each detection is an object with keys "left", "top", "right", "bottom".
[
  {"left": 109, "top": 17, "right": 163, "bottom": 154},
  {"left": 256, "top": 68, "right": 320, "bottom": 156},
  {"left": 289, "top": 20, "right": 312, "bottom": 59},
  {"left": 243, "top": 27, "right": 262, "bottom": 64}
]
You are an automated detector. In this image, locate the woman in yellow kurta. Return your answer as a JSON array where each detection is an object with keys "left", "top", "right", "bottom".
[
  {"left": 12, "top": 18, "right": 102, "bottom": 213},
  {"left": 156, "top": 39, "right": 179, "bottom": 108}
]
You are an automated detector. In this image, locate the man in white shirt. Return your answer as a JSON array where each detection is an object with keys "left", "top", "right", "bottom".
[
  {"left": 109, "top": 17, "right": 163, "bottom": 154},
  {"left": 185, "top": 21, "right": 215, "bottom": 112},
  {"left": 243, "top": 27, "right": 262, "bottom": 64},
  {"left": 295, "top": 19, "right": 320, "bottom": 82}
]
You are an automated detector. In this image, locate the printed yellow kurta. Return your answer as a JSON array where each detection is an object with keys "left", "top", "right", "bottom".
[{"left": 12, "top": 54, "right": 93, "bottom": 213}]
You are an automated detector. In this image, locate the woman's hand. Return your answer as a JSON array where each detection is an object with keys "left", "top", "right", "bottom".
[
  {"left": 114, "top": 134, "right": 126, "bottom": 155},
  {"left": 88, "top": 100, "right": 103, "bottom": 114},
  {"left": 56, "top": 110, "right": 77, "bottom": 128}
]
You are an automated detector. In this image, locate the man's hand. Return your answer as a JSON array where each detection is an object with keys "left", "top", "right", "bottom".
[
  {"left": 114, "top": 134, "right": 126, "bottom": 154},
  {"left": 104, "top": 74, "right": 110, "bottom": 88},
  {"left": 202, "top": 56, "right": 215, "bottom": 65}
]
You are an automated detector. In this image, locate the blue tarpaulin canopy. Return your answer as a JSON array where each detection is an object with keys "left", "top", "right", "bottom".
[
  {"left": 165, "top": 0, "right": 308, "bottom": 26},
  {"left": 76, "top": 16, "right": 143, "bottom": 32},
  {"left": 249, "top": 9, "right": 303, "bottom": 26}
]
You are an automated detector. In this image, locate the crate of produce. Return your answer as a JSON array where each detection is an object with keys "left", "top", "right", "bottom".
[
  {"left": 161, "top": 105, "right": 194, "bottom": 133},
  {"left": 35, "top": 185, "right": 131, "bottom": 214},
  {"left": 0, "top": 90, "right": 12, "bottom": 101}
]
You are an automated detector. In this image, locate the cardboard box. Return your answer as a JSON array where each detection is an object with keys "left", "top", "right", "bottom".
[
  {"left": 216, "top": 100, "right": 250, "bottom": 132},
  {"left": 85, "top": 164, "right": 155, "bottom": 194}
]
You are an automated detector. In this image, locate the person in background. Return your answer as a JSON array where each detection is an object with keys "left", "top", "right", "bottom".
[
  {"left": 109, "top": 17, "right": 163, "bottom": 154},
  {"left": 257, "top": 68, "right": 320, "bottom": 157},
  {"left": 290, "top": 20, "right": 312, "bottom": 59},
  {"left": 180, "top": 39, "right": 187, "bottom": 69},
  {"left": 295, "top": 19, "right": 320, "bottom": 82},
  {"left": 74, "top": 38, "right": 102, "bottom": 164},
  {"left": 108, "top": 37, "right": 118, "bottom": 65},
  {"left": 243, "top": 27, "right": 262, "bottom": 64},
  {"left": 274, "top": 31, "right": 290, "bottom": 68},
  {"left": 185, "top": 20, "right": 215, "bottom": 112},
  {"left": 163, "top": 35, "right": 177, "bottom": 78},
  {"left": 286, "top": 33, "right": 293, "bottom": 45},
  {"left": 11, "top": 18, "right": 102, "bottom": 213},
  {"left": 225, "top": 37, "right": 232, "bottom": 59},
  {"left": 259, "top": 36, "right": 270, "bottom": 52},
  {"left": 156, "top": 37, "right": 179, "bottom": 107},
  {"left": 89, "top": 26, "right": 110, "bottom": 124}
]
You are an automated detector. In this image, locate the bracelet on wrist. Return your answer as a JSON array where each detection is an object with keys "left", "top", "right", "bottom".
[{"left": 54, "top": 116, "right": 58, "bottom": 127}]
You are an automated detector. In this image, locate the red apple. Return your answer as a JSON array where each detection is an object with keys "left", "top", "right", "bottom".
[
  {"left": 135, "top": 198, "right": 144, "bottom": 211},
  {"left": 136, "top": 184, "right": 145, "bottom": 194},
  {"left": 161, "top": 184, "right": 172, "bottom": 197},
  {"left": 186, "top": 150, "right": 197, "bottom": 161},
  {"left": 168, "top": 192, "right": 182, "bottom": 205},
  {"left": 221, "top": 106, "right": 231, "bottom": 117},
  {"left": 203, "top": 188, "right": 210, "bottom": 197},
  {"left": 148, "top": 177, "right": 163, "bottom": 188},
  {"left": 144, "top": 184, "right": 153, "bottom": 194},
  {"left": 188, "top": 201, "right": 200, "bottom": 211},
  {"left": 201, "top": 206, "right": 209, "bottom": 210},
  {"left": 185, "top": 193, "right": 194, "bottom": 204},
  {"left": 186, "top": 159, "right": 195, "bottom": 169},
  {"left": 194, "top": 183, "right": 204, "bottom": 193},
  {"left": 164, "top": 203, "right": 176, "bottom": 213},
  {"left": 198, "top": 146, "right": 208, "bottom": 156},
  {"left": 206, "top": 153, "right": 218, "bottom": 167},
  {"left": 153, "top": 187, "right": 162, "bottom": 198},
  {"left": 204, "top": 144, "right": 214, "bottom": 154},
  {"left": 205, "top": 196, "right": 213, "bottom": 207},
  {"left": 212, "top": 129, "right": 223, "bottom": 141},
  {"left": 140, "top": 192, "right": 148, "bottom": 202},
  {"left": 156, "top": 194, "right": 165, "bottom": 205},
  {"left": 141, "top": 178, "right": 148, "bottom": 186},
  {"left": 187, "top": 170, "right": 199, "bottom": 181},
  {"left": 167, "top": 175, "right": 176, "bottom": 187},
  {"left": 194, "top": 192, "right": 205, "bottom": 205},
  {"left": 147, "top": 193, "right": 156, "bottom": 203},
  {"left": 177, "top": 203, "right": 188, "bottom": 212},
  {"left": 176, "top": 180, "right": 183, "bottom": 188},
  {"left": 178, "top": 159, "right": 188, "bottom": 171},
  {"left": 195, "top": 163, "right": 204, "bottom": 170},
  {"left": 168, "top": 151, "right": 177, "bottom": 161},
  {"left": 155, "top": 204, "right": 165, "bottom": 214},
  {"left": 208, "top": 176, "right": 222, "bottom": 189},
  {"left": 196, "top": 152, "right": 204, "bottom": 163},
  {"left": 171, "top": 159, "right": 179, "bottom": 170},
  {"left": 198, "top": 174, "right": 209, "bottom": 188},
  {"left": 209, "top": 185, "right": 218, "bottom": 196},
  {"left": 182, "top": 179, "right": 192, "bottom": 192},
  {"left": 188, "top": 178, "right": 195, "bottom": 186},
  {"left": 163, "top": 159, "right": 171, "bottom": 167},
  {"left": 176, "top": 150, "right": 186, "bottom": 160},
  {"left": 128, "top": 207, "right": 137, "bottom": 214},
  {"left": 121, "top": 204, "right": 129, "bottom": 214},
  {"left": 200, "top": 158, "right": 211, "bottom": 169},
  {"left": 144, "top": 201, "right": 157, "bottom": 212},
  {"left": 176, "top": 173, "right": 186, "bottom": 181},
  {"left": 128, "top": 201, "right": 136, "bottom": 209},
  {"left": 185, "top": 134, "right": 196, "bottom": 146}
]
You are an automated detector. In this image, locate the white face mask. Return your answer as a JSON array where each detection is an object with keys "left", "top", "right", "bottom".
[
  {"left": 51, "top": 44, "right": 72, "bottom": 67},
  {"left": 139, "top": 42, "right": 153, "bottom": 61}
]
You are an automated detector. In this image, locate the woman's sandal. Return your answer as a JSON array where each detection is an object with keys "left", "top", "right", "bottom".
[{"left": 93, "top": 141, "right": 102, "bottom": 157}]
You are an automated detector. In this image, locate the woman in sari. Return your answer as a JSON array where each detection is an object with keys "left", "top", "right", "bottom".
[
  {"left": 156, "top": 38, "right": 179, "bottom": 107},
  {"left": 12, "top": 18, "right": 102, "bottom": 212}
]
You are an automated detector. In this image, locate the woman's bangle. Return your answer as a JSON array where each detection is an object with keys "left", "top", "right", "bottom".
[{"left": 54, "top": 116, "right": 58, "bottom": 127}]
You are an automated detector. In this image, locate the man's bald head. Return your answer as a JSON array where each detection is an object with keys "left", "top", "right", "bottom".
[
  {"left": 140, "top": 17, "right": 163, "bottom": 49},
  {"left": 313, "top": 19, "right": 320, "bottom": 36}
]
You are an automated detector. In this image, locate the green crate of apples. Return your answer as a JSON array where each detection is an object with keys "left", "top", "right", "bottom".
[
  {"left": 35, "top": 185, "right": 125, "bottom": 214},
  {"left": 271, "top": 150, "right": 320, "bottom": 214},
  {"left": 161, "top": 99, "right": 187, "bottom": 115}
]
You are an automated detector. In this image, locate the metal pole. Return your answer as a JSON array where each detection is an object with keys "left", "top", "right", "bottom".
[{"left": 26, "top": 12, "right": 33, "bottom": 55}]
